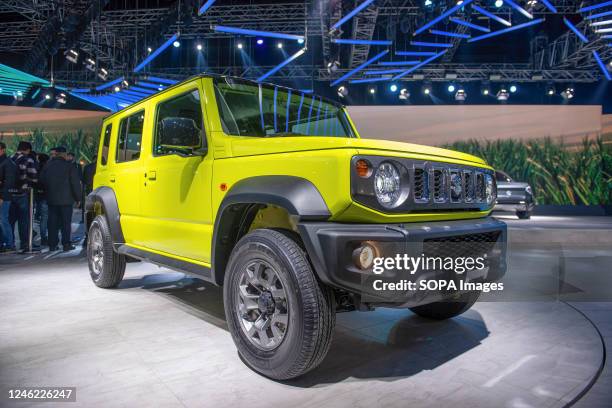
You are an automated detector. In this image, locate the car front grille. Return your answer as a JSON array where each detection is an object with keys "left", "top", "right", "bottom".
[
  {"left": 423, "top": 231, "right": 501, "bottom": 259},
  {"left": 411, "top": 164, "right": 488, "bottom": 207}
]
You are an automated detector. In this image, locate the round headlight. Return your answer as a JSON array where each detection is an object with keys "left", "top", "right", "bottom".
[
  {"left": 374, "top": 162, "right": 405, "bottom": 208},
  {"left": 485, "top": 173, "right": 496, "bottom": 204}
]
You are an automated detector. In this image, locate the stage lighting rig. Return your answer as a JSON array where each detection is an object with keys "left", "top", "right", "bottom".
[
  {"left": 85, "top": 58, "right": 96, "bottom": 72},
  {"left": 496, "top": 88, "right": 509, "bottom": 101},
  {"left": 97, "top": 68, "right": 109, "bottom": 81},
  {"left": 13, "top": 91, "right": 24, "bottom": 101},
  {"left": 399, "top": 88, "right": 410, "bottom": 100},
  {"left": 56, "top": 93, "right": 67, "bottom": 104},
  {"left": 327, "top": 60, "right": 340, "bottom": 74},
  {"left": 337, "top": 86, "right": 349, "bottom": 98},
  {"left": 561, "top": 87, "right": 575, "bottom": 99},
  {"left": 455, "top": 87, "right": 467, "bottom": 101},
  {"left": 64, "top": 49, "right": 79, "bottom": 64}
]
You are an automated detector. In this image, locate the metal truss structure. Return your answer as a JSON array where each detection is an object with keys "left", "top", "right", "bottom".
[{"left": 0, "top": 0, "right": 609, "bottom": 89}]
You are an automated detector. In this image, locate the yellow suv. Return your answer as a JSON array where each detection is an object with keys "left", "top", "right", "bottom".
[{"left": 85, "top": 75, "right": 506, "bottom": 380}]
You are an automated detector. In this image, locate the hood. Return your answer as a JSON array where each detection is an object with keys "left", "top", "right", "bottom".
[{"left": 227, "top": 136, "right": 487, "bottom": 166}]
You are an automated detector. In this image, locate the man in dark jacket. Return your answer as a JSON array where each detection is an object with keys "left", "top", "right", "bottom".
[
  {"left": 10, "top": 141, "right": 38, "bottom": 251},
  {"left": 0, "top": 142, "right": 17, "bottom": 252},
  {"left": 82, "top": 155, "right": 97, "bottom": 195},
  {"left": 40, "top": 147, "right": 82, "bottom": 251}
]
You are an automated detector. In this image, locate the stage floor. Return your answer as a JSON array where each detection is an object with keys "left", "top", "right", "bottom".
[{"left": 0, "top": 215, "right": 610, "bottom": 408}]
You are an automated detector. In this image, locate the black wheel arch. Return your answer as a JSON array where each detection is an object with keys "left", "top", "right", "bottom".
[
  {"left": 85, "top": 186, "right": 125, "bottom": 247},
  {"left": 211, "top": 176, "right": 331, "bottom": 285}
]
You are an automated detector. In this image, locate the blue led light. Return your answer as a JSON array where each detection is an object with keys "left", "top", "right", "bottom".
[
  {"left": 134, "top": 34, "right": 179, "bottom": 73},
  {"left": 378, "top": 60, "right": 421, "bottom": 66},
  {"left": 392, "top": 50, "right": 448, "bottom": 80},
  {"left": 468, "top": 18, "right": 544, "bottom": 42},
  {"left": 413, "top": 0, "right": 475, "bottom": 35},
  {"left": 349, "top": 77, "right": 390, "bottom": 84},
  {"left": 213, "top": 25, "right": 305, "bottom": 42},
  {"left": 592, "top": 50, "right": 612, "bottom": 80},
  {"left": 539, "top": 0, "right": 557, "bottom": 13},
  {"left": 257, "top": 48, "right": 306, "bottom": 83},
  {"left": 330, "top": 50, "right": 389, "bottom": 87},
  {"left": 587, "top": 10, "right": 612, "bottom": 19},
  {"left": 198, "top": 0, "right": 216, "bottom": 15},
  {"left": 449, "top": 17, "right": 491, "bottom": 32},
  {"left": 563, "top": 17, "right": 588, "bottom": 43},
  {"left": 430, "top": 29, "right": 471, "bottom": 38},
  {"left": 503, "top": 0, "right": 533, "bottom": 18},
  {"left": 95, "top": 77, "right": 125, "bottom": 91},
  {"left": 390, "top": 84, "right": 398, "bottom": 92},
  {"left": 332, "top": 39, "right": 393, "bottom": 46},
  {"left": 395, "top": 51, "right": 437, "bottom": 56},
  {"left": 331, "top": 0, "right": 375, "bottom": 30},
  {"left": 578, "top": 1, "right": 612, "bottom": 13},
  {"left": 472, "top": 5, "right": 512, "bottom": 26},
  {"left": 411, "top": 41, "right": 453, "bottom": 47}
]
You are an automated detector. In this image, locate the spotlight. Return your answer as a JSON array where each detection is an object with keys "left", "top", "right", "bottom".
[
  {"left": 546, "top": 84, "right": 555, "bottom": 96},
  {"left": 337, "top": 86, "right": 349, "bottom": 98},
  {"left": 399, "top": 88, "right": 410, "bottom": 100},
  {"left": 147, "top": 47, "right": 153, "bottom": 53},
  {"left": 297, "top": 38, "right": 305, "bottom": 44},
  {"left": 496, "top": 88, "right": 509, "bottom": 101},
  {"left": 173, "top": 40, "right": 181, "bottom": 48},
  {"left": 55, "top": 92, "right": 67, "bottom": 104},
  {"left": 455, "top": 88, "right": 467, "bottom": 101},
  {"left": 424, "top": 0, "right": 433, "bottom": 6},
  {"left": 422, "top": 84, "right": 431, "bottom": 95},
  {"left": 97, "top": 67, "right": 108, "bottom": 81},
  {"left": 237, "top": 42, "right": 243, "bottom": 49},
  {"left": 457, "top": 0, "right": 464, "bottom": 5},
  {"left": 327, "top": 60, "right": 340, "bottom": 74},
  {"left": 13, "top": 91, "right": 24, "bottom": 101},
  {"left": 509, "top": 85, "right": 517, "bottom": 93},
  {"left": 483, "top": 89, "right": 489, "bottom": 95},
  {"left": 494, "top": 0, "right": 503, "bottom": 7},
  {"left": 85, "top": 58, "right": 96, "bottom": 72},
  {"left": 390, "top": 84, "right": 398, "bottom": 93},
  {"left": 44, "top": 94, "right": 51, "bottom": 100},
  {"left": 196, "top": 43, "right": 203, "bottom": 51},
  {"left": 114, "top": 86, "right": 121, "bottom": 92},
  {"left": 277, "top": 42, "right": 283, "bottom": 49},
  {"left": 481, "top": 82, "right": 491, "bottom": 96},
  {"left": 256, "top": 39, "right": 264, "bottom": 45},
  {"left": 526, "top": 0, "right": 538, "bottom": 9},
  {"left": 447, "top": 84, "right": 456, "bottom": 93},
  {"left": 561, "top": 87, "right": 575, "bottom": 99},
  {"left": 369, "top": 87, "right": 376, "bottom": 94},
  {"left": 64, "top": 49, "right": 79, "bottom": 64},
  {"left": 122, "top": 80, "right": 129, "bottom": 88}
]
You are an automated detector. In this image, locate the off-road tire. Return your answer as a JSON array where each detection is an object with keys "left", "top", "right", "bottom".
[
  {"left": 87, "top": 215, "right": 126, "bottom": 288},
  {"left": 409, "top": 290, "right": 481, "bottom": 320},
  {"left": 223, "top": 228, "right": 335, "bottom": 380},
  {"left": 516, "top": 211, "right": 531, "bottom": 219}
]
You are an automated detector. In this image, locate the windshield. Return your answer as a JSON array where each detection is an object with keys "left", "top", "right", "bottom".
[{"left": 213, "top": 78, "right": 355, "bottom": 138}]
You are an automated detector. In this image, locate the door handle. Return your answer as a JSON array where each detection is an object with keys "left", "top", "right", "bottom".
[
  {"left": 110, "top": 175, "right": 116, "bottom": 183},
  {"left": 148, "top": 171, "right": 157, "bottom": 180}
]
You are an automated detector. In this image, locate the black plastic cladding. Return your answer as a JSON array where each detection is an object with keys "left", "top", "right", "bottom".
[{"left": 351, "top": 156, "right": 495, "bottom": 213}]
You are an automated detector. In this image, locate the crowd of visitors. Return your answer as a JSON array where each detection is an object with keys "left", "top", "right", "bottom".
[{"left": 0, "top": 141, "right": 96, "bottom": 253}]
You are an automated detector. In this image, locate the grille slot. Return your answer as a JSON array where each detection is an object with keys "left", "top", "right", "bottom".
[
  {"left": 476, "top": 172, "right": 485, "bottom": 202},
  {"left": 464, "top": 171, "right": 475, "bottom": 202},
  {"left": 423, "top": 231, "right": 501, "bottom": 259},
  {"left": 413, "top": 168, "right": 429, "bottom": 202},
  {"left": 433, "top": 169, "right": 447, "bottom": 202}
]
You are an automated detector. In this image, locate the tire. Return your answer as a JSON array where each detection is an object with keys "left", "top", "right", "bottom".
[
  {"left": 223, "top": 228, "right": 335, "bottom": 380},
  {"left": 409, "top": 291, "right": 480, "bottom": 320},
  {"left": 516, "top": 211, "right": 531, "bottom": 219},
  {"left": 87, "top": 215, "right": 126, "bottom": 288}
]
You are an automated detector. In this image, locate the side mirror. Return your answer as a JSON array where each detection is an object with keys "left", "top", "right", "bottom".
[{"left": 159, "top": 117, "right": 201, "bottom": 150}]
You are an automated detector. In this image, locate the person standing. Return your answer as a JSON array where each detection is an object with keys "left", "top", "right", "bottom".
[
  {"left": 35, "top": 153, "right": 50, "bottom": 246},
  {"left": 82, "top": 155, "right": 97, "bottom": 195},
  {"left": 10, "top": 141, "right": 38, "bottom": 251},
  {"left": 0, "top": 142, "right": 17, "bottom": 252},
  {"left": 40, "top": 147, "right": 82, "bottom": 251}
]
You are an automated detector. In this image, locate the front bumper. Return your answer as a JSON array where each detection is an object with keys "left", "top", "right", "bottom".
[
  {"left": 298, "top": 217, "right": 507, "bottom": 306},
  {"left": 494, "top": 202, "right": 535, "bottom": 213}
]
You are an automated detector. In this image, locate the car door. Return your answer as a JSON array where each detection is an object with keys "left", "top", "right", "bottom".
[
  {"left": 111, "top": 109, "right": 146, "bottom": 244},
  {"left": 138, "top": 84, "right": 214, "bottom": 264}
]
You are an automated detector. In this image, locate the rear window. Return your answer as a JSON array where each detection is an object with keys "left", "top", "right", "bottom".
[
  {"left": 100, "top": 123, "right": 112, "bottom": 166},
  {"left": 116, "top": 110, "right": 144, "bottom": 163}
]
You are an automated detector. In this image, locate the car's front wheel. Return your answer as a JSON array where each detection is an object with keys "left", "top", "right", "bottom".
[
  {"left": 223, "top": 228, "right": 335, "bottom": 380},
  {"left": 87, "top": 215, "right": 126, "bottom": 288},
  {"left": 516, "top": 210, "right": 531, "bottom": 219}
]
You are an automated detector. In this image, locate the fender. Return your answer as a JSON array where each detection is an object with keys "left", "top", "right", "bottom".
[
  {"left": 85, "top": 186, "right": 125, "bottom": 245},
  {"left": 211, "top": 176, "right": 331, "bottom": 285}
]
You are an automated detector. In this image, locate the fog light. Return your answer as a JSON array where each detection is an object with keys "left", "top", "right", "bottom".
[{"left": 352, "top": 242, "right": 378, "bottom": 270}]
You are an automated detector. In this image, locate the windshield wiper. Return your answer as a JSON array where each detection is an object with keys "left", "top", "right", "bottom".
[{"left": 264, "top": 132, "right": 308, "bottom": 138}]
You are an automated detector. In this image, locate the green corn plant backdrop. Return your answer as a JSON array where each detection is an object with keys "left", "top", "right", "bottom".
[
  {"left": 0, "top": 128, "right": 99, "bottom": 163},
  {"left": 444, "top": 138, "right": 612, "bottom": 205}
]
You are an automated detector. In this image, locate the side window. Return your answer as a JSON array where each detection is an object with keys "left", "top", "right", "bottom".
[
  {"left": 100, "top": 123, "right": 112, "bottom": 166},
  {"left": 154, "top": 90, "right": 204, "bottom": 156},
  {"left": 116, "top": 110, "right": 144, "bottom": 163}
]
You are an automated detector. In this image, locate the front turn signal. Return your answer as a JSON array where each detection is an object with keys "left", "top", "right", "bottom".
[{"left": 355, "top": 159, "right": 372, "bottom": 178}]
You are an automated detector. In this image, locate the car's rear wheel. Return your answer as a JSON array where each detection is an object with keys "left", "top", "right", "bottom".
[
  {"left": 87, "top": 215, "right": 126, "bottom": 288},
  {"left": 223, "top": 228, "right": 335, "bottom": 380},
  {"left": 409, "top": 290, "right": 480, "bottom": 320},
  {"left": 516, "top": 211, "right": 531, "bottom": 219}
]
